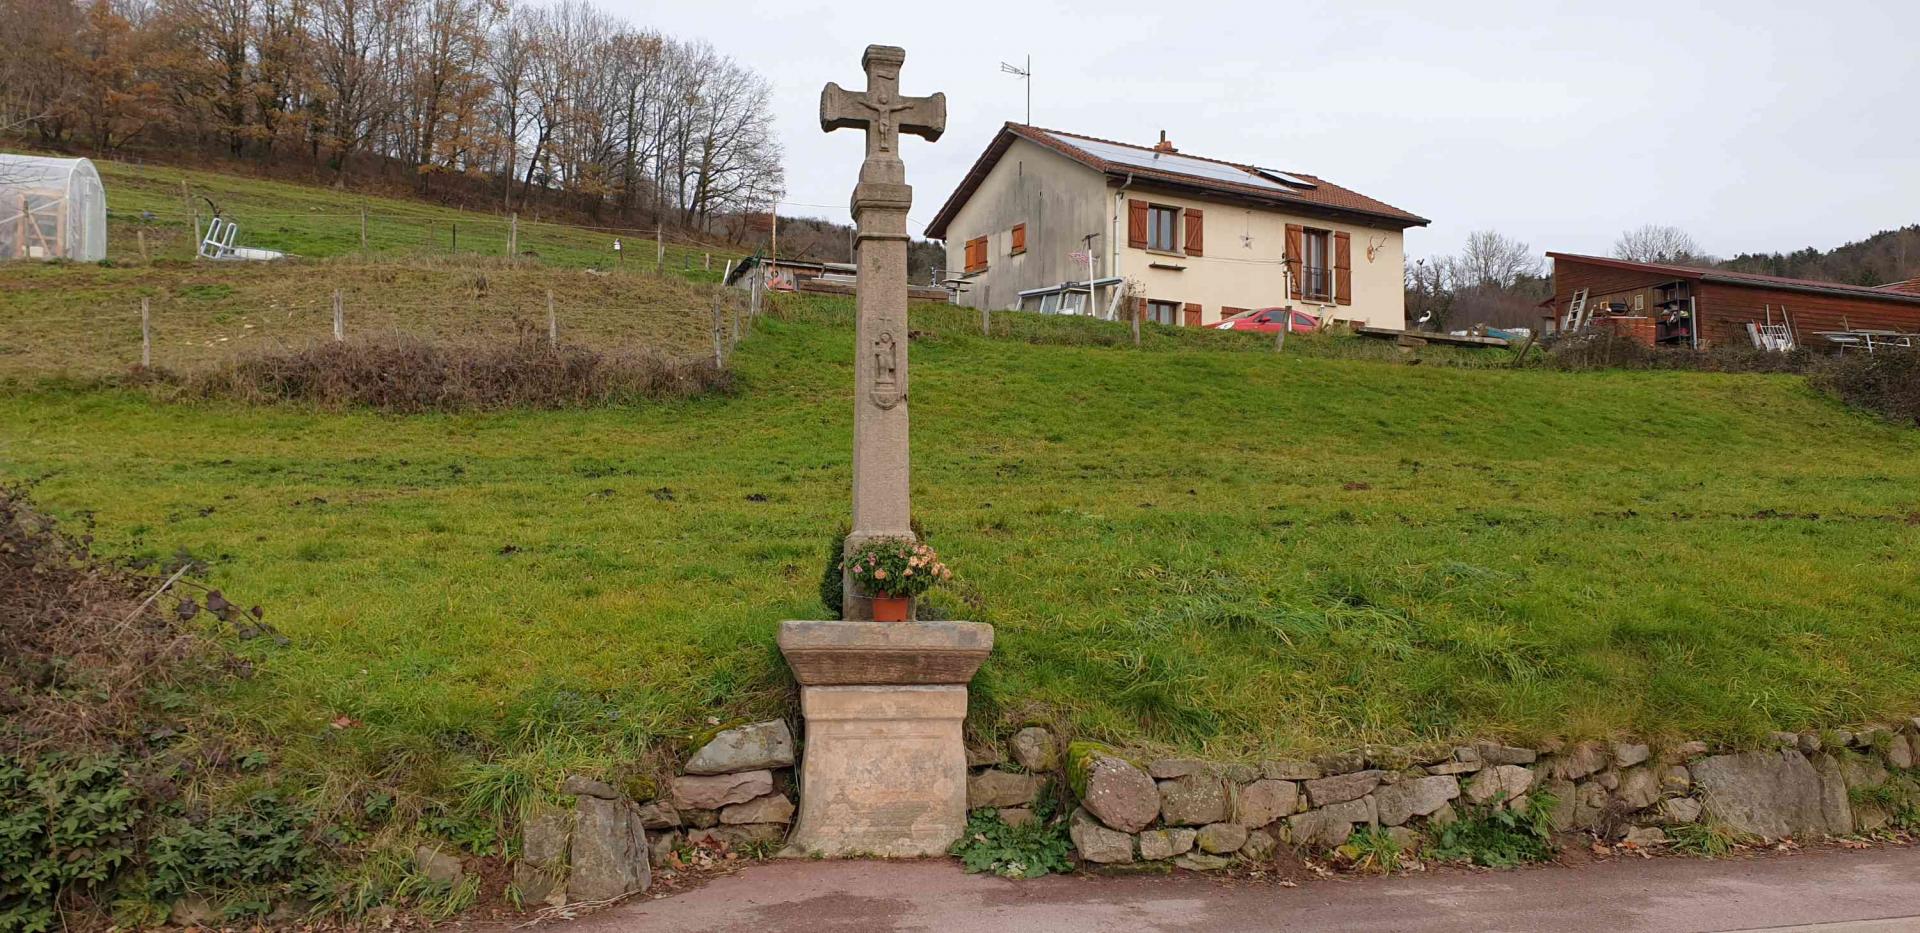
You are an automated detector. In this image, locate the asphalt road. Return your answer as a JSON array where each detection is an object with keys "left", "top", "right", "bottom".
[{"left": 554, "top": 845, "right": 1920, "bottom": 933}]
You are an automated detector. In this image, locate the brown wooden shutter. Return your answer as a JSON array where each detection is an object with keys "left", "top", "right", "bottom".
[
  {"left": 1183, "top": 209, "right": 1204, "bottom": 256},
  {"left": 1333, "top": 231, "right": 1352, "bottom": 306},
  {"left": 1183, "top": 302, "right": 1202, "bottom": 327},
  {"left": 1134, "top": 296, "right": 1147, "bottom": 321},
  {"left": 966, "top": 236, "right": 989, "bottom": 273},
  {"left": 1284, "top": 224, "right": 1304, "bottom": 300},
  {"left": 1127, "top": 199, "right": 1148, "bottom": 249},
  {"left": 1010, "top": 223, "right": 1026, "bottom": 255}
]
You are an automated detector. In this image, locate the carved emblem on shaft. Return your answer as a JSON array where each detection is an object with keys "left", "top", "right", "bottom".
[{"left": 870, "top": 330, "right": 904, "bottom": 409}]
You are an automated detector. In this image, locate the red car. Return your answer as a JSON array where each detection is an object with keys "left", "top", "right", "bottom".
[{"left": 1213, "top": 307, "right": 1318, "bottom": 334}]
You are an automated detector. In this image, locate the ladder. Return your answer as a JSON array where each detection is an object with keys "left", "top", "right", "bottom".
[{"left": 1561, "top": 288, "right": 1590, "bottom": 332}]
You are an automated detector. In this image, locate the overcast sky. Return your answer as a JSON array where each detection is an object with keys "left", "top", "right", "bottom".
[{"left": 614, "top": 0, "right": 1920, "bottom": 262}]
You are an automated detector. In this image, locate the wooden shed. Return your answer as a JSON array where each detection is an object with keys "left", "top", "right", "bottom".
[{"left": 1548, "top": 252, "right": 1920, "bottom": 351}]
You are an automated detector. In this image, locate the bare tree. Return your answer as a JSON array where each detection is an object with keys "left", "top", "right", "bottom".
[
  {"left": 1455, "top": 229, "right": 1541, "bottom": 290},
  {"left": 1612, "top": 224, "right": 1706, "bottom": 265}
]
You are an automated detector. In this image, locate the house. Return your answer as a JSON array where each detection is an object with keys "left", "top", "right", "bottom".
[
  {"left": 1548, "top": 252, "right": 1920, "bottom": 350},
  {"left": 924, "top": 124, "right": 1428, "bottom": 329}
]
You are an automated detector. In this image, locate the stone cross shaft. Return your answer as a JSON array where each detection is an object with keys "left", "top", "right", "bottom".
[{"left": 820, "top": 45, "right": 945, "bottom": 620}]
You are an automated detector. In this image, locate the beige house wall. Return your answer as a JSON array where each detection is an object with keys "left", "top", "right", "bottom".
[
  {"left": 941, "top": 139, "right": 1109, "bottom": 313},
  {"left": 1114, "top": 187, "right": 1407, "bottom": 329},
  {"left": 941, "top": 138, "right": 1411, "bottom": 330}
]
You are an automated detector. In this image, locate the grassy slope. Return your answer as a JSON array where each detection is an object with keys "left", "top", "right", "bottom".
[
  {"left": 1, "top": 157, "right": 742, "bottom": 377},
  {"left": 5, "top": 302, "right": 1919, "bottom": 800}
]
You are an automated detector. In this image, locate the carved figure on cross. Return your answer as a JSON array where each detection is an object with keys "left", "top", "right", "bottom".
[{"left": 820, "top": 45, "right": 946, "bottom": 160}]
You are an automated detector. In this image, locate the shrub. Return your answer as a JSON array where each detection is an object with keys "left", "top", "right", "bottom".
[
  {"left": 145, "top": 334, "right": 732, "bottom": 413},
  {"left": 1810, "top": 350, "right": 1920, "bottom": 427},
  {"left": 818, "top": 528, "right": 848, "bottom": 618}
]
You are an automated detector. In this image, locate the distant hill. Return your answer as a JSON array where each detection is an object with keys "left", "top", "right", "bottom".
[{"left": 1718, "top": 225, "right": 1920, "bottom": 287}]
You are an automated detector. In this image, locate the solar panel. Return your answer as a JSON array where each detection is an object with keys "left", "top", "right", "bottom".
[{"left": 1047, "top": 132, "right": 1314, "bottom": 192}]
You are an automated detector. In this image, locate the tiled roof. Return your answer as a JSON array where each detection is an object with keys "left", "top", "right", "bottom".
[
  {"left": 925, "top": 123, "right": 1428, "bottom": 239},
  {"left": 1877, "top": 275, "right": 1920, "bottom": 295},
  {"left": 1548, "top": 253, "right": 1920, "bottom": 306}
]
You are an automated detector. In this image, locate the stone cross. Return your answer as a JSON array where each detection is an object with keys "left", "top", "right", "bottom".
[{"left": 820, "top": 45, "right": 945, "bottom": 620}]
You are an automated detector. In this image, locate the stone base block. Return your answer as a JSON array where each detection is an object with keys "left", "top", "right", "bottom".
[{"left": 781, "top": 684, "right": 968, "bottom": 858}]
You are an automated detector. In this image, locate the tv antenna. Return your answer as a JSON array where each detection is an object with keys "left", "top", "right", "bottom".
[{"left": 1000, "top": 56, "right": 1031, "bottom": 125}]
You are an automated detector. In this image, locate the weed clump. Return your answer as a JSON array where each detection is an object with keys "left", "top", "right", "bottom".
[
  {"left": 1425, "top": 796, "right": 1557, "bottom": 867},
  {"left": 949, "top": 799, "right": 1072, "bottom": 878},
  {"left": 148, "top": 334, "right": 732, "bottom": 413}
]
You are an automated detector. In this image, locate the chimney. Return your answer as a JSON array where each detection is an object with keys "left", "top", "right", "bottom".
[{"left": 1154, "top": 130, "right": 1177, "bottom": 154}]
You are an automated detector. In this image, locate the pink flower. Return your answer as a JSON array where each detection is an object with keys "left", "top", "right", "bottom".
[{"left": 874, "top": 570, "right": 887, "bottom": 579}]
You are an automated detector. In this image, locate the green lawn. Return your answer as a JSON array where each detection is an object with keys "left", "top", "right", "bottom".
[
  {"left": 4, "top": 300, "right": 1919, "bottom": 807},
  {"left": 90, "top": 157, "right": 738, "bottom": 271}
]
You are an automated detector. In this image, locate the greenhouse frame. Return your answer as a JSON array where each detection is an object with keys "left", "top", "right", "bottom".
[{"left": 1, "top": 154, "right": 108, "bottom": 262}]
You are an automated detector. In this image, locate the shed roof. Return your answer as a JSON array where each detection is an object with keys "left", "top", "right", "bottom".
[
  {"left": 925, "top": 124, "right": 1428, "bottom": 239},
  {"left": 1547, "top": 252, "right": 1920, "bottom": 308}
]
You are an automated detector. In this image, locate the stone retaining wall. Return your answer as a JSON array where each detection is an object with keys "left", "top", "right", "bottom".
[
  {"left": 1024, "top": 722, "right": 1920, "bottom": 868},
  {"left": 513, "top": 716, "right": 1920, "bottom": 902}
]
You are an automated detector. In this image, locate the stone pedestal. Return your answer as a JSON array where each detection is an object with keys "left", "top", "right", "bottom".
[{"left": 778, "top": 620, "right": 992, "bottom": 857}]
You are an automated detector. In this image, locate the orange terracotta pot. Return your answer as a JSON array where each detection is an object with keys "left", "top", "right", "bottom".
[{"left": 870, "top": 594, "right": 912, "bottom": 622}]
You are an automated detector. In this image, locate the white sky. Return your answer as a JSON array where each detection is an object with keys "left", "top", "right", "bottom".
[{"left": 613, "top": 0, "right": 1920, "bottom": 261}]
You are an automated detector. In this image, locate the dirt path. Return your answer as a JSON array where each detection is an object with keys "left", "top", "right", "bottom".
[{"left": 541, "top": 845, "right": 1920, "bottom": 933}]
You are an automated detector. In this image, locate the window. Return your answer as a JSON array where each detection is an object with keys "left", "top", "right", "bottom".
[
  {"left": 964, "top": 236, "right": 988, "bottom": 273},
  {"left": 1146, "top": 300, "right": 1181, "bottom": 326},
  {"left": 1148, "top": 206, "right": 1179, "bottom": 252},
  {"left": 1010, "top": 223, "right": 1026, "bottom": 255},
  {"left": 1302, "top": 228, "right": 1331, "bottom": 300}
]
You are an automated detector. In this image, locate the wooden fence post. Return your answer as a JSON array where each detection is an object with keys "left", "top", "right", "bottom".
[
  {"left": 749, "top": 274, "right": 761, "bottom": 319},
  {"left": 332, "top": 290, "right": 344, "bottom": 341},
  {"left": 711, "top": 293, "right": 725, "bottom": 367},
  {"left": 360, "top": 206, "right": 369, "bottom": 251},
  {"left": 137, "top": 229, "right": 149, "bottom": 262},
  {"left": 546, "top": 289, "right": 557, "bottom": 348},
  {"left": 1275, "top": 322, "right": 1287, "bottom": 353},
  {"left": 508, "top": 213, "right": 518, "bottom": 257},
  {"left": 451, "top": 222, "right": 458, "bottom": 254},
  {"left": 140, "top": 298, "right": 151, "bottom": 367},
  {"left": 704, "top": 252, "right": 711, "bottom": 271},
  {"left": 1132, "top": 301, "right": 1142, "bottom": 347},
  {"left": 655, "top": 222, "right": 665, "bottom": 272},
  {"left": 981, "top": 306, "right": 991, "bottom": 337}
]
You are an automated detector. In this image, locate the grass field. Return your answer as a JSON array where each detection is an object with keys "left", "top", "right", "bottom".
[
  {"left": 0, "top": 156, "right": 751, "bottom": 379},
  {"left": 5, "top": 296, "right": 1920, "bottom": 812}
]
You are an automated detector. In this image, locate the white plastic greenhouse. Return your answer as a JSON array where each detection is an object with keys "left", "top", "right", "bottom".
[{"left": 1, "top": 154, "right": 108, "bottom": 262}]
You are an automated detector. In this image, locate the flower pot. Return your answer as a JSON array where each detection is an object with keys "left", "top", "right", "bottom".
[{"left": 870, "top": 594, "right": 912, "bottom": 622}]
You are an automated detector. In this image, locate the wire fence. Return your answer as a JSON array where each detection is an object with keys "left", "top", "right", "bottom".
[{"left": 11, "top": 279, "right": 772, "bottom": 379}]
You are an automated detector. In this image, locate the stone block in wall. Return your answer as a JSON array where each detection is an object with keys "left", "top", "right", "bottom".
[
  {"left": 1304, "top": 770, "right": 1385, "bottom": 807},
  {"left": 568, "top": 795, "right": 650, "bottom": 903},
  {"left": 1612, "top": 743, "right": 1651, "bottom": 768},
  {"left": 1658, "top": 765, "right": 1692, "bottom": 795},
  {"left": 1158, "top": 773, "right": 1230, "bottom": 826},
  {"left": 1240, "top": 828, "right": 1277, "bottom": 861},
  {"left": 684, "top": 720, "right": 795, "bottom": 775},
  {"left": 1465, "top": 765, "right": 1534, "bottom": 806},
  {"left": 647, "top": 829, "right": 682, "bottom": 867},
  {"left": 1148, "top": 758, "right": 1211, "bottom": 780},
  {"left": 512, "top": 802, "right": 574, "bottom": 908},
  {"left": 1616, "top": 767, "right": 1660, "bottom": 811},
  {"left": 998, "top": 807, "right": 1035, "bottom": 828},
  {"left": 1692, "top": 750, "right": 1830, "bottom": 842},
  {"left": 1657, "top": 741, "right": 1709, "bottom": 765},
  {"left": 1315, "top": 751, "right": 1369, "bottom": 775},
  {"left": 1285, "top": 795, "right": 1376, "bottom": 848},
  {"left": 1656, "top": 798, "right": 1702, "bottom": 824},
  {"left": 1260, "top": 759, "right": 1321, "bottom": 781},
  {"left": 671, "top": 770, "right": 773, "bottom": 811},
  {"left": 1886, "top": 734, "right": 1914, "bottom": 770},
  {"left": 1196, "top": 822, "right": 1248, "bottom": 854},
  {"left": 1009, "top": 727, "right": 1058, "bottom": 771},
  {"left": 1549, "top": 742, "right": 1608, "bottom": 781},
  {"left": 1259, "top": 756, "right": 1320, "bottom": 779},
  {"left": 720, "top": 793, "right": 794, "bottom": 825},
  {"left": 1374, "top": 775, "right": 1461, "bottom": 827},
  {"left": 1138, "top": 828, "right": 1196, "bottom": 861},
  {"left": 635, "top": 801, "right": 680, "bottom": 830},
  {"left": 1070, "top": 807, "right": 1136, "bottom": 864},
  {"left": 1473, "top": 743, "right": 1537, "bottom": 766},
  {"left": 1083, "top": 756, "right": 1159, "bottom": 833},
  {"left": 1174, "top": 852, "right": 1231, "bottom": 871},
  {"left": 968, "top": 769, "right": 1044, "bottom": 809},
  {"left": 1236, "top": 780, "right": 1298, "bottom": 828}
]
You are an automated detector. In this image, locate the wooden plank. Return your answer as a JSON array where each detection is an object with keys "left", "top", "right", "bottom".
[{"left": 1355, "top": 326, "right": 1509, "bottom": 348}]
